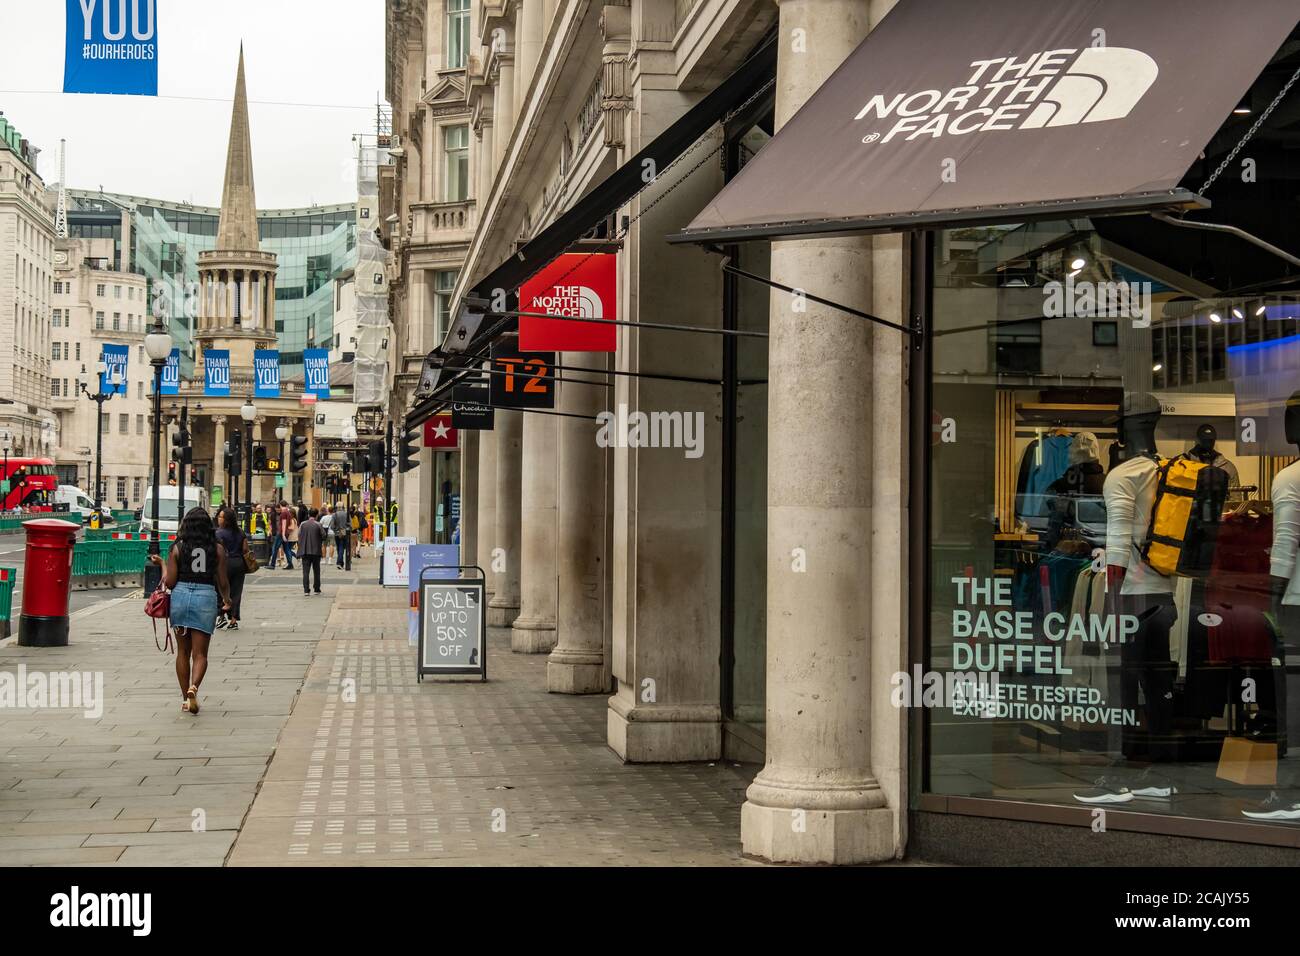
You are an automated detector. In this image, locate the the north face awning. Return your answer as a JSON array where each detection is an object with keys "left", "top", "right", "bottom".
[{"left": 671, "top": 0, "right": 1299, "bottom": 244}]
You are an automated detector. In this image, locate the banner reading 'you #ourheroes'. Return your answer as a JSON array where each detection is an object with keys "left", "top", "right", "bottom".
[{"left": 63, "top": 0, "right": 159, "bottom": 96}]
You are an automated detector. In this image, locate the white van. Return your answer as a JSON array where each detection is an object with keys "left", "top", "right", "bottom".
[
  {"left": 139, "top": 486, "right": 210, "bottom": 536},
  {"left": 53, "top": 485, "right": 111, "bottom": 523}
]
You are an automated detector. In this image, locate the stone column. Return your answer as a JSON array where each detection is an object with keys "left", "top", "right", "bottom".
[
  {"left": 479, "top": 120, "right": 495, "bottom": 198},
  {"left": 511, "top": 410, "right": 557, "bottom": 653},
  {"left": 548, "top": 351, "right": 607, "bottom": 693},
  {"left": 516, "top": 0, "right": 543, "bottom": 113},
  {"left": 211, "top": 415, "right": 227, "bottom": 498},
  {"left": 460, "top": 430, "right": 479, "bottom": 569},
  {"left": 740, "top": 0, "right": 893, "bottom": 866},
  {"left": 477, "top": 427, "right": 498, "bottom": 602},
  {"left": 492, "top": 39, "right": 515, "bottom": 171},
  {"left": 487, "top": 409, "right": 521, "bottom": 627}
]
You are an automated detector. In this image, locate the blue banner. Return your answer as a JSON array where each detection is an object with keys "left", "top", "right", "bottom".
[
  {"left": 63, "top": 0, "right": 159, "bottom": 96},
  {"left": 159, "top": 348, "right": 179, "bottom": 395},
  {"left": 204, "top": 349, "right": 230, "bottom": 396},
  {"left": 99, "top": 343, "right": 128, "bottom": 395},
  {"left": 253, "top": 349, "right": 280, "bottom": 398},
  {"left": 303, "top": 349, "right": 331, "bottom": 399}
]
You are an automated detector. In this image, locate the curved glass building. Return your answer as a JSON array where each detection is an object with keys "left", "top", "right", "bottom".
[{"left": 66, "top": 189, "right": 356, "bottom": 375}]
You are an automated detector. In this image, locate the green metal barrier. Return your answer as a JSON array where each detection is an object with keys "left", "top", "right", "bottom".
[
  {"left": 0, "top": 566, "right": 15, "bottom": 637},
  {"left": 70, "top": 538, "right": 172, "bottom": 581}
]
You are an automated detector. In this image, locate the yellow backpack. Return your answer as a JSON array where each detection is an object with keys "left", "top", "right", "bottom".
[{"left": 1141, "top": 455, "right": 1228, "bottom": 576}]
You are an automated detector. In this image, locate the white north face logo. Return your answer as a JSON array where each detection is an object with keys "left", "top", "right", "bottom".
[
  {"left": 528, "top": 285, "right": 603, "bottom": 318},
  {"left": 855, "top": 47, "right": 1158, "bottom": 144}
]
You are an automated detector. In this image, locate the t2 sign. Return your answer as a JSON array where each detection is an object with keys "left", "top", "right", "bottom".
[{"left": 489, "top": 345, "right": 555, "bottom": 409}]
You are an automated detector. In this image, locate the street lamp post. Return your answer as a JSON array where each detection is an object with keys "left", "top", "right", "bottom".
[
  {"left": 78, "top": 359, "right": 121, "bottom": 528},
  {"left": 143, "top": 321, "right": 173, "bottom": 594},
  {"left": 275, "top": 421, "right": 289, "bottom": 506},
  {"left": 241, "top": 400, "right": 256, "bottom": 525}
]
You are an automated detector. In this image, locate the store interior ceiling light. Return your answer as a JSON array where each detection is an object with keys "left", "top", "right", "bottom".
[
  {"left": 1153, "top": 363, "right": 1164, "bottom": 372},
  {"left": 1070, "top": 257, "right": 1087, "bottom": 270},
  {"left": 1257, "top": 305, "right": 1268, "bottom": 315},
  {"left": 1232, "top": 308, "right": 1244, "bottom": 319},
  {"left": 1210, "top": 313, "right": 1223, "bottom": 323}
]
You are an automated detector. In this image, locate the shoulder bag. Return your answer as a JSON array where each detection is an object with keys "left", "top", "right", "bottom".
[{"left": 144, "top": 582, "right": 173, "bottom": 652}]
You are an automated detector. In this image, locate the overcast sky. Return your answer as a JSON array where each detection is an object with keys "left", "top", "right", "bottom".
[{"left": 0, "top": 0, "right": 386, "bottom": 209}]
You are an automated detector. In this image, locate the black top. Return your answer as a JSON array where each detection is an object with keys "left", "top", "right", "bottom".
[
  {"left": 176, "top": 541, "right": 219, "bottom": 585},
  {"left": 216, "top": 527, "right": 245, "bottom": 569}
]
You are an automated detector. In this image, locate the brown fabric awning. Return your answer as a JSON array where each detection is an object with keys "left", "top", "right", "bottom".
[{"left": 672, "top": 0, "right": 1299, "bottom": 243}]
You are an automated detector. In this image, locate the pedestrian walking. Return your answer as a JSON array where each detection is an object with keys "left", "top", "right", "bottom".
[
  {"left": 321, "top": 508, "right": 335, "bottom": 561},
  {"left": 274, "top": 501, "right": 296, "bottom": 570},
  {"left": 215, "top": 507, "right": 251, "bottom": 631},
  {"left": 298, "top": 508, "right": 324, "bottom": 595},
  {"left": 353, "top": 507, "right": 367, "bottom": 557},
  {"left": 268, "top": 500, "right": 284, "bottom": 568},
  {"left": 333, "top": 501, "right": 352, "bottom": 570},
  {"left": 148, "top": 507, "right": 232, "bottom": 715}
]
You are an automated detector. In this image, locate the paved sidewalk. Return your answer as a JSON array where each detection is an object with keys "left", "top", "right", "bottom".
[
  {"left": 0, "top": 559, "right": 357, "bottom": 865},
  {"left": 2, "top": 552, "right": 758, "bottom": 866},
  {"left": 228, "top": 584, "right": 758, "bottom": 866}
]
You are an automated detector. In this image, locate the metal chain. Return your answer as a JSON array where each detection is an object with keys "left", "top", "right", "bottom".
[{"left": 1200, "top": 64, "right": 1300, "bottom": 194}]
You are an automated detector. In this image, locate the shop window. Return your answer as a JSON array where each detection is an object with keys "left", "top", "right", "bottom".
[
  {"left": 927, "top": 218, "right": 1300, "bottom": 832},
  {"left": 435, "top": 269, "right": 458, "bottom": 341}
]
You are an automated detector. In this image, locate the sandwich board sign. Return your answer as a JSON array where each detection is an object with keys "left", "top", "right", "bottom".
[
  {"left": 381, "top": 536, "right": 415, "bottom": 587},
  {"left": 406, "top": 544, "right": 459, "bottom": 645},
  {"left": 417, "top": 567, "right": 486, "bottom": 681}
]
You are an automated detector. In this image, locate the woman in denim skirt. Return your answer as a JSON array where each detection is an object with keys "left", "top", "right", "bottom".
[{"left": 149, "top": 508, "right": 232, "bottom": 714}]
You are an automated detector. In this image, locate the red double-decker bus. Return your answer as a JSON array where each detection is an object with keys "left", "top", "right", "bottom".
[{"left": 0, "top": 457, "right": 58, "bottom": 512}]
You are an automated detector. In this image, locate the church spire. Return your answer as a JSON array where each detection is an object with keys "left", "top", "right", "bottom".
[{"left": 215, "top": 44, "right": 260, "bottom": 251}]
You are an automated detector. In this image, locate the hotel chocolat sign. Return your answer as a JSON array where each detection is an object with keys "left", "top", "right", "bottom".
[
  {"left": 452, "top": 385, "right": 494, "bottom": 430},
  {"left": 417, "top": 577, "right": 486, "bottom": 680}
]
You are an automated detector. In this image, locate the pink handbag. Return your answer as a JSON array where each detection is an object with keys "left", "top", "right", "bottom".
[{"left": 144, "top": 584, "right": 173, "bottom": 652}]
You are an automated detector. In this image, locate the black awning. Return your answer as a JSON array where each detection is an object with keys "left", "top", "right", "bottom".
[
  {"left": 404, "top": 32, "right": 778, "bottom": 432},
  {"left": 670, "top": 0, "right": 1299, "bottom": 244}
]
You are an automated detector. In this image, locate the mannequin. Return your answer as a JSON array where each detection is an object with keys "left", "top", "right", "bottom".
[
  {"left": 1188, "top": 423, "right": 1240, "bottom": 486},
  {"left": 1102, "top": 393, "right": 1177, "bottom": 765}
]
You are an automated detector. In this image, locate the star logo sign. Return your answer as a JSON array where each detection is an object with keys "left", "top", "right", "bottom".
[{"left": 424, "top": 414, "right": 458, "bottom": 448}]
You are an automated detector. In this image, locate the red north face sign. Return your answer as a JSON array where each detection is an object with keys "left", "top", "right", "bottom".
[
  {"left": 423, "top": 414, "right": 458, "bottom": 449},
  {"left": 518, "top": 253, "right": 617, "bottom": 352}
]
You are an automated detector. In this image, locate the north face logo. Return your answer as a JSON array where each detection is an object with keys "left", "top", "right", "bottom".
[
  {"left": 855, "top": 48, "right": 1159, "bottom": 144},
  {"left": 528, "top": 285, "right": 604, "bottom": 318}
]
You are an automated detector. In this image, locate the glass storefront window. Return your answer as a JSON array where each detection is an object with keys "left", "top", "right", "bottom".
[{"left": 927, "top": 218, "right": 1300, "bottom": 829}]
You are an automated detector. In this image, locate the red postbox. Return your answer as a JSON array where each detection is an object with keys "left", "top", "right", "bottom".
[{"left": 18, "top": 518, "right": 79, "bottom": 647}]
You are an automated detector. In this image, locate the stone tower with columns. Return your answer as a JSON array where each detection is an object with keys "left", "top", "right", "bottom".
[{"left": 197, "top": 45, "right": 278, "bottom": 369}]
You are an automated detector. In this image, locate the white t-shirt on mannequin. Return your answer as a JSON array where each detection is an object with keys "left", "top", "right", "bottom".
[
  {"left": 1103, "top": 454, "right": 1174, "bottom": 597},
  {"left": 1270, "top": 459, "right": 1300, "bottom": 606}
]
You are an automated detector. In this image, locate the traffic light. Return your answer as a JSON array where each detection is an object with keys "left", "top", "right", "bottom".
[
  {"left": 398, "top": 426, "right": 420, "bottom": 473},
  {"left": 228, "top": 430, "right": 242, "bottom": 476},
  {"left": 290, "top": 435, "right": 309, "bottom": 472},
  {"left": 354, "top": 450, "right": 371, "bottom": 473},
  {"left": 167, "top": 461, "right": 177, "bottom": 484},
  {"left": 252, "top": 445, "right": 268, "bottom": 472},
  {"left": 369, "top": 440, "right": 385, "bottom": 471}
]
